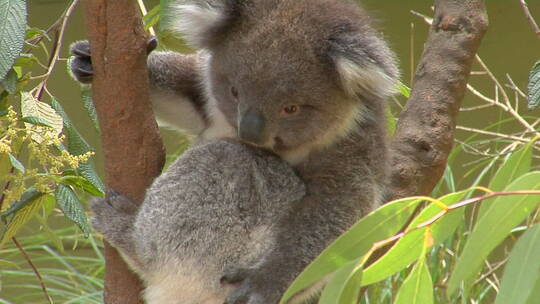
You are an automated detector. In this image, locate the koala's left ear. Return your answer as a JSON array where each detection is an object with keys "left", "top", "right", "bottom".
[
  {"left": 328, "top": 26, "right": 400, "bottom": 99},
  {"left": 169, "top": 0, "right": 243, "bottom": 49}
]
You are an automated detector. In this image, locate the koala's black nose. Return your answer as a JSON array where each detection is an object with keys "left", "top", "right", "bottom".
[{"left": 239, "top": 111, "right": 266, "bottom": 144}]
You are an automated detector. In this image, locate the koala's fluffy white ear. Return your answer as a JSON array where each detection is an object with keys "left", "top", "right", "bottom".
[
  {"left": 330, "top": 31, "right": 400, "bottom": 99},
  {"left": 169, "top": 0, "right": 239, "bottom": 49}
]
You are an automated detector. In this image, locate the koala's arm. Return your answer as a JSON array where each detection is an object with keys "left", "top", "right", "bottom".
[
  {"left": 70, "top": 40, "right": 209, "bottom": 136},
  {"left": 90, "top": 190, "right": 144, "bottom": 273}
]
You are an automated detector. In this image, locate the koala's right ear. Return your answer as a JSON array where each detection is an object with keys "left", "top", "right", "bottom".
[{"left": 169, "top": 0, "right": 243, "bottom": 49}]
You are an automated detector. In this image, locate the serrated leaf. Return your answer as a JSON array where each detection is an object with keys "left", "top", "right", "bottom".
[
  {"left": 20, "top": 92, "right": 63, "bottom": 142},
  {"left": 0, "top": 194, "right": 44, "bottom": 248},
  {"left": 50, "top": 98, "right": 104, "bottom": 194},
  {"left": 280, "top": 197, "right": 426, "bottom": 303},
  {"left": 7, "top": 152, "right": 24, "bottom": 173},
  {"left": 319, "top": 259, "right": 363, "bottom": 304},
  {"left": 0, "top": 68, "right": 17, "bottom": 93},
  {"left": 447, "top": 172, "right": 540, "bottom": 296},
  {"left": 361, "top": 190, "right": 468, "bottom": 286},
  {"left": 477, "top": 140, "right": 534, "bottom": 219},
  {"left": 0, "top": 0, "right": 27, "bottom": 80},
  {"left": 80, "top": 86, "right": 100, "bottom": 133},
  {"left": 528, "top": 60, "right": 540, "bottom": 110},
  {"left": 394, "top": 259, "right": 433, "bottom": 304},
  {"left": 495, "top": 223, "right": 540, "bottom": 304},
  {"left": 55, "top": 184, "right": 90, "bottom": 237}
]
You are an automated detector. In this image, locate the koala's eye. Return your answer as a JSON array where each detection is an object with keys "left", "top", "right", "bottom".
[
  {"left": 230, "top": 86, "right": 239, "bottom": 99},
  {"left": 282, "top": 105, "right": 299, "bottom": 115}
]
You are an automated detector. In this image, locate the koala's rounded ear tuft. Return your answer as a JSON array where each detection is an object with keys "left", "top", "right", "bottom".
[
  {"left": 328, "top": 27, "right": 400, "bottom": 99},
  {"left": 168, "top": 0, "right": 243, "bottom": 49}
]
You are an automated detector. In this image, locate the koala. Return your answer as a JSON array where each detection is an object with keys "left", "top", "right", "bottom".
[
  {"left": 73, "top": 0, "right": 399, "bottom": 303},
  {"left": 91, "top": 139, "right": 306, "bottom": 304}
]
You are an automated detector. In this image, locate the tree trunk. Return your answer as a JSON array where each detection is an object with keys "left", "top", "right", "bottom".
[{"left": 83, "top": 1, "right": 165, "bottom": 303}]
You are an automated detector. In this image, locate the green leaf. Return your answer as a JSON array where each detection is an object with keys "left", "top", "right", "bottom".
[
  {"left": 0, "top": 0, "right": 27, "bottom": 80},
  {"left": 21, "top": 116, "right": 54, "bottom": 128},
  {"left": 280, "top": 197, "right": 425, "bottom": 303},
  {"left": 495, "top": 223, "right": 540, "bottom": 304},
  {"left": 7, "top": 152, "right": 24, "bottom": 173},
  {"left": 0, "top": 188, "right": 42, "bottom": 219},
  {"left": 528, "top": 60, "right": 540, "bottom": 110},
  {"left": 0, "top": 193, "right": 44, "bottom": 247},
  {"left": 447, "top": 172, "right": 540, "bottom": 296},
  {"left": 398, "top": 81, "right": 411, "bottom": 98},
  {"left": 55, "top": 184, "right": 90, "bottom": 237},
  {"left": 61, "top": 175, "right": 104, "bottom": 197},
  {"left": 525, "top": 277, "right": 540, "bottom": 304},
  {"left": 386, "top": 107, "right": 396, "bottom": 136},
  {"left": 319, "top": 259, "right": 363, "bottom": 304},
  {"left": 394, "top": 259, "right": 433, "bottom": 304},
  {"left": 0, "top": 68, "right": 17, "bottom": 93},
  {"left": 80, "top": 86, "right": 100, "bottom": 133},
  {"left": 144, "top": 4, "right": 160, "bottom": 31},
  {"left": 477, "top": 140, "right": 534, "bottom": 219},
  {"left": 361, "top": 190, "right": 468, "bottom": 286}
]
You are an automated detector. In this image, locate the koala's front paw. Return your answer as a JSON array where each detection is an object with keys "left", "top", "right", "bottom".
[
  {"left": 69, "top": 37, "right": 158, "bottom": 84},
  {"left": 222, "top": 267, "right": 281, "bottom": 304}
]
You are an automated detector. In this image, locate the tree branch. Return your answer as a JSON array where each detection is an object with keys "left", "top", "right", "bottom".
[
  {"left": 83, "top": 1, "right": 165, "bottom": 303},
  {"left": 389, "top": 0, "right": 488, "bottom": 199}
]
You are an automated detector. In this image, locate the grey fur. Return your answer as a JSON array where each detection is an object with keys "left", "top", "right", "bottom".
[
  {"left": 73, "top": 0, "right": 399, "bottom": 303},
  {"left": 91, "top": 140, "right": 305, "bottom": 303}
]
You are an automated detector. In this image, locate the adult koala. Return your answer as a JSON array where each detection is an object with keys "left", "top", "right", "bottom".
[{"left": 74, "top": 0, "right": 399, "bottom": 303}]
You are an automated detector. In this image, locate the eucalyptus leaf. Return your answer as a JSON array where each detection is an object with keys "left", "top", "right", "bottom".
[
  {"left": 394, "top": 259, "right": 433, "bottom": 304},
  {"left": 495, "top": 223, "right": 540, "bottom": 304},
  {"left": 447, "top": 172, "right": 540, "bottom": 296},
  {"left": 318, "top": 259, "right": 363, "bottom": 304}
]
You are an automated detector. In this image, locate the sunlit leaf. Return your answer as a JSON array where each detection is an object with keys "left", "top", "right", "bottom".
[
  {"left": 61, "top": 175, "right": 104, "bottom": 197},
  {"left": 7, "top": 152, "right": 24, "bottom": 173},
  {"left": 318, "top": 259, "right": 363, "bottom": 304},
  {"left": 20, "top": 92, "right": 63, "bottom": 142},
  {"left": 0, "top": 0, "right": 27, "bottom": 80},
  {"left": 0, "top": 188, "right": 42, "bottom": 218},
  {"left": 280, "top": 197, "right": 425, "bottom": 303},
  {"left": 394, "top": 258, "right": 433, "bottom": 304},
  {"left": 55, "top": 184, "right": 90, "bottom": 237},
  {"left": 495, "top": 223, "right": 540, "bottom": 304},
  {"left": 361, "top": 190, "right": 468, "bottom": 286},
  {"left": 478, "top": 139, "right": 535, "bottom": 219},
  {"left": 447, "top": 172, "right": 540, "bottom": 296}
]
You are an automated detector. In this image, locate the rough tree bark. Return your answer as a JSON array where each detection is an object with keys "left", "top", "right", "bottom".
[
  {"left": 81, "top": 0, "right": 487, "bottom": 303},
  {"left": 389, "top": 0, "right": 488, "bottom": 199},
  {"left": 83, "top": 1, "right": 165, "bottom": 304}
]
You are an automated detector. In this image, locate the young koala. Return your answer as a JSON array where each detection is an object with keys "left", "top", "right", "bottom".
[
  {"left": 73, "top": 0, "right": 399, "bottom": 303},
  {"left": 91, "top": 139, "right": 305, "bottom": 304}
]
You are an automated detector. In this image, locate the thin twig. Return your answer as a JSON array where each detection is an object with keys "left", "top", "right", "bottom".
[
  {"left": 12, "top": 237, "right": 54, "bottom": 304},
  {"left": 35, "top": 0, "right": 80, "bottom": 101},
  {"left": 456, "top": 126, "right": 535, "bottom": 144},
  {"left": 137, "top": 0, "right": 156, "bottom": 36},
  {"left": 519, "top": 0, "right": 540, "bottom": 39}
]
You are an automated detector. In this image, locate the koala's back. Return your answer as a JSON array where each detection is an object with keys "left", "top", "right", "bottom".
[{"left": 133, "top": 140, "right": 305, "bottom": 303}]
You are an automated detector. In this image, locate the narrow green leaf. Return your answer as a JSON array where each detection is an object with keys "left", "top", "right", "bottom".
[
  {"left": 447, "top": 172, "right": 540, "bottom": 296},
  {"left": 21, "top": 116, "right": 54, "bottom": 128},
  {"left": 143, "top": 4, "right": 161, "bottom": 31},
  {"left": 478, "top": 139, "right": 534, "bottom": 219},
  {"left": 528, "top": 60, "right": 540, "bottom": 110},
  {"left": 495, "top": 223, "right": 540, "bottom": 304},
  {"left": 55, "top": 184, "right": 90, "bottom": 237},
  {"left": 280, "top": 197, "right": 425, "bottom": 304},
  {"left": 7, "top": 152, "right": 24, "bottom": 173},
  {"left": 361, "top": 190, "right": 468, "bottom": 286},
  {"left": 398, "top": 81, "right": 411, "bottom": 98},
  {"left": 61, "top": 176, "right": 104, "bottom": 197},
  {"left": 394, "top": 259, "right": 433, "bottom": 304},
  {"left": 319, "top": 259, "right": 363, "bottom": 304},
  {"left": 525, "top": 277, "right": 540, "bottom": 304},
  {"left": 0, "top": 0, "right": 27, "bottom": 80}
]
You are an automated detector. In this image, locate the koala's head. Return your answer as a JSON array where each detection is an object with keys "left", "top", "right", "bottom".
[{"left": 172, "top": 0, "right": 399, "bottom": 163}]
